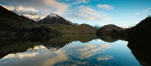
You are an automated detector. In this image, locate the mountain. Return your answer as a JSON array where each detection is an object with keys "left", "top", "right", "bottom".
[
  {"left": 38, "top": 13, "right": 73, "bottom": 25},
  {"left": 93, "top": 24, "right": 101, "bottom": 28},
  {"left": 0, "top": 5, "right": 60, "bottom": 40}
]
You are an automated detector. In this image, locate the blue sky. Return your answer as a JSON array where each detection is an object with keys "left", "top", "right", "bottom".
[{"left": 0, "top": 0, "right": 151, "bottom": 27}]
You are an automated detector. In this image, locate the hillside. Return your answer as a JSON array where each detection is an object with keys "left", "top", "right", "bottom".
[
  {"left": 127, "top": 16, "right": 151, "bottom": 66},
  {"left": 0, "top": 5, "right": 40, "bottom": 30},
  {"left": 44, "top": 23, "right": 97, "bottom": 34},
  {"left": 0, "top": 5, "right": 60, "bottom": 40}
]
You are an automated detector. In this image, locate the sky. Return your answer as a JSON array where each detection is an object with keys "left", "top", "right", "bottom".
[{"left": 0, "top": 0, "right": 151, "bottom": 27}]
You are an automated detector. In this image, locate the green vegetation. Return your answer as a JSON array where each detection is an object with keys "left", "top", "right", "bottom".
[{"left": 43, "top": 23, "right": 97, "bottom": 34}]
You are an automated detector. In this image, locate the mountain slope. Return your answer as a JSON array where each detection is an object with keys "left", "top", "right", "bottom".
[
  {"left": 127, "top": 16, "right": 151, "bottom": 66},
  {"left": 0, "top": 5, "right": 39, "bottom": 30},
  {"left": 38, "top": 13, "right": 73, "bottom": 25}
]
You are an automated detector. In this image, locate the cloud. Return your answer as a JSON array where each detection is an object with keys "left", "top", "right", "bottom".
[
  {"left": 143, "top": 8, "right": 151, "bottom": 13},
  {"left": 23, "top": 14, "right": 45, "bottom": 20},
  {"left": 43, "top": 0, "right": 69, "bottom": 15},
  {"left": 1, "top": 45, "right": 46, "bottom": 60},
  {"left": 97, "top": 55, "right": 113, "bottom": 61},
  {"left": 1, "top": 0, "right": 111, "bottom": 21},
  {"left": 42, "top": 49, "right": 69, "bottom": 66},
  {"left": 130, "top": 12, "right": 140, "bottom": 18},
  {"left": 0, "top": 47, "right": 69, "bottom": 66},
  {"left": 64, "top": 60, "right": 88, "bottom": 66},
  {"left": 14, "top": 6, "right": 39, "bottom": 12},
  {"left": 0, "top": 43, "right": 111, "bottom": 66},
  {"left": 1, "top": 4, "right": 40, "bottom": 15},
  {"left": 73, "top": 0, "right": 90, "bottom": 4},
  {"left": 65, "top": 5, "right": 111, "bottom": 20},
  {"left": 61, "top": 0, "right": 89, "bottom": 4},
  {"left": 0, "top": 0, "right": 69, "bottom": 15},
  {"left": 97, "top": 4, "right": 114, "bottom": 10},
  {"left": 1, "top": 52, "right": 39, "bottom": 59},
  {"left": 28, "top": 45, "right": 47, "bottom": 50},
  {"left": 130, "top": 8, "right": 151, "bottom": 18},
  {"left": 134, "top": 13, "right": 140, "bottom": 15},
  {"left": 122, "top": 25, "right": 134, "bottom": 28},
  {"left": 0, "top": 4, "right": 14, "bottom": 10},
  {"left": 65, "top": 44, "right": 112, "bottom": 59}
]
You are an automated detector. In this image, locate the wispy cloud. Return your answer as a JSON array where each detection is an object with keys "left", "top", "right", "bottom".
[
  {"left": 143, "top": 8, "right": 151, "bottom": 13},
  {"left": 65, "top": 44, "right": 112, "bottom": 59},
  {"left": 0, "top": 47, "right": 69, "bottom": 66},
  {"left": 43, "top": 0, "right": 69, "bottom": 15},
  {"left": 65, "top": 5, "right": 111, "bottom": 21},
  {"left": 130, "top": 12, "right": 140, "bottom": 18},
  {"left": 97, "top": 4, "right": 114, "bottom": 10},
  {"left": 97, "top": 55, "right": 113, "bottom": 61},
  {"left": 131, "top": 8, "right": 151, "bottom": 18},
  {"left": 73, "top": 0, "right": 90, "bottom": 4},
  {"left": 0, "top": 4, "right": 14, "bottom": 10},
  {"left": 0, "top": 0, "right": 69, "bottom": 15},
  {"left": 2, "top": 5, "right": 39, "bottom": 12},
  {"left": 1, "top": 0, "right": 111, "bottom": 21},
  {"left": 134, "top": 13, "right": 140, "bottom": 15}
]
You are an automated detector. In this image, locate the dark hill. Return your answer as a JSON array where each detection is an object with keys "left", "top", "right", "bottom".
[
  {"left": 127, "top": 16, "right": 151, "bottom": 66},
  {"left": 0, "top": 5, "right": 39, "bottom": 30},
  {"left": 128, "top": 16, "right": 151, "bottom": 42},
  {"left": 0, "top": 5, "right": 60, "bottom": 41},
  {"left": 96, "top": 24, "right": 123, "bottom": 42}
]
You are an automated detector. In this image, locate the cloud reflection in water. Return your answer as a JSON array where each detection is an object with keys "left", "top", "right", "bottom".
[{"left": 0, "top": 43, "right": 112, "bottom": 66}]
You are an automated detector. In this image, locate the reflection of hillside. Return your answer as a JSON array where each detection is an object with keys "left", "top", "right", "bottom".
[
  {"left": 48, "top": 34, "right": 97, "bottom": 43},
  {"left": 0, "top": 34, "right": 97, "bottom": 59},
  {"left": 0, "top": 40, "right": 40, "bottom": 59},
  {"left": 97, "top": 35, "right": 120, "bottom": 42},
  {"left": 128, "top": 41, "right": 151, "bottom": 66},
  {"left": 96, "top": 24, "right": 129, "bottom": 42},
  {"left": 42, "top": 34, "right": 97, "bottom": 50}
]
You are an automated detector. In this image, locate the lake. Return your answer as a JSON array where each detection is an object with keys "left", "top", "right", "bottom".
[{"left": 0, "top": 34, "right": 141, "bottom": 66}]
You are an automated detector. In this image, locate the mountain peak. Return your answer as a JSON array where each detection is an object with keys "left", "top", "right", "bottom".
[
  {"left": 38, "top": 13, "right": 73, "bottom": 25},
  {"left": 49, "top": 13, "right": 58, "bottom": 17},
  {"left": 45, "top": 13, "right": 59, "bottom": 19}
]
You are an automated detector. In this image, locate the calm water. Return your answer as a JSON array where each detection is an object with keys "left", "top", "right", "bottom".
[{"left": 0, "top": 36, "right": 141, "bottom": 66}]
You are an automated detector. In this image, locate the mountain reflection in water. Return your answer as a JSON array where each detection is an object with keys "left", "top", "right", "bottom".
[{"left": 0, "top": 34, "right": 149, "bottom": 66}]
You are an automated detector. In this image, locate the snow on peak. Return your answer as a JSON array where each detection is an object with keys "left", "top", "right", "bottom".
[
  {"left": 49, "top": 13, "right": 58, "bottom": 17},
  {"left": 45, "top": 13, "right": 59, "bottom": 19}
]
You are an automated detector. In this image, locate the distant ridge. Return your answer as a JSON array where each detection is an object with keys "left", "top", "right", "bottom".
[{"left": 38, "top": 13, "right": 73, "bottom": 25}]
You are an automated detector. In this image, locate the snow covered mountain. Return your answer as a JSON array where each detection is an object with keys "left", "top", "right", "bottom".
[
  {"left": 38, "top": 13, "right": 73, "bottom": 25},
  {"left": 93, "top": 24, "right": 101, "bottom": 28}
]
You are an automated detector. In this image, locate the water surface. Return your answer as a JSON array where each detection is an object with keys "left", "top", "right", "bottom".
[{"left": 0, "top": 36, "right": 141, "bottom": 66}]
